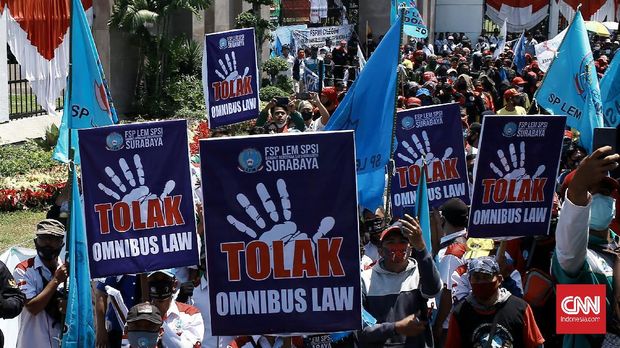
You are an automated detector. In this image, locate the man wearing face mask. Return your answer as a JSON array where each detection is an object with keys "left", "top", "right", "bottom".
[
  {"left": 445, "top": 257, "right": 544, "bottom": 348},
  {"left": 299, "top": 92, "right": 331, "bottom": 132},
  {"left": 554, "top": 146, "right": 620, "bottom": 347},
  {"left": 13, "top": 219, "right": 67, "bottom": 348},
  {"left": 146, "top": 269, "right": 204, "bottom": 347},
  {"left": 125, "top": 302, "right": 163, "bottom": 348},
  {"left": 358, "top": 216, "right": 442, "bottom": 348}
]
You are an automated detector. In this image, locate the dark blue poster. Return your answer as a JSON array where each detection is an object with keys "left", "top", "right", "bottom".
[
  {"left": 78, "top": 120, "right": 198, "bottom": 278},
  {"left": 203, "top": 28, "right": 260, "bottom": 128},
  {"left": 200, "top": 131, "right": 361, "bottom": 335},
  {"left": 468, "top": 116, "right": 566, "bottom": 238},
  {"left": 390, "top": 103, "right": 470, "bottom": 218}
]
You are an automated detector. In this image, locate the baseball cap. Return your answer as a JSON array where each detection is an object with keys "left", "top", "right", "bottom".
[
  {"left": 448, "top": 36, "right": 454, "bottom": 40},
  {"left": 379, "top": 222, "right": 406, "bottom": 241},
  {"left": 512, "top": 77, "right": 526, "bottom": 85},
  {"left": 126, "top": 302, "right": 163, "bottom": 325},
  {"left": 468, "top": 256, "right": 500, "bottom": 275},
  {"left": 440, "top": 198, "right": 468, "bottom": 227},
  {"left": 36, "top": 219, "right": 66, "bottom": 237},
  {"left": 147, "top": 269, "right": 176, "bottom": 279},
  {"left": 503, "top": 88, "right": 519, "bottom": 99},
  {"left": 416, "top": 88, "right": 431, "bottom": 97}
]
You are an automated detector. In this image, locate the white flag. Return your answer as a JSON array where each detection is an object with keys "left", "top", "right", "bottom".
[
  {"left": 493, "top": 19, "right": 507, "bottom": 60},
  {"left": 357, "top": 44, "right": 367, "bottom": 70},
  {"left": 534, "top": 28, "right": 568, "bottom": 72}
]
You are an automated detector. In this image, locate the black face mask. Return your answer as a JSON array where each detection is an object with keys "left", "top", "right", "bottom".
[
  {"left": 301, "top": 111, "right": 313, "bottom": 121},
  {"left": 35, "top": 241, "right": 63, "bottom": 261},
  {"left": 149, "top": 280, "right": 174, "bottom": 300}
]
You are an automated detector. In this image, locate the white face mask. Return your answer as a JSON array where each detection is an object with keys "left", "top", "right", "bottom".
[{"left": 589, "top": 193, "right": 616, "bottom": 231}]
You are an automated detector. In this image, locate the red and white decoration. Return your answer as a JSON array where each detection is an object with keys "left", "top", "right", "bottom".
[
  {"left": 486, "top": 0, "right": 550, "bottom": 32},
  {"left": 557, "top": 0, "right": 615, "bottom": 22},
  {"left": 0, "top": 0, "right": 92, "bottom": 115}
]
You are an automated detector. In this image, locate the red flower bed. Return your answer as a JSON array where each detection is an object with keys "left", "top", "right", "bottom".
[{"left": 0, "top": 182, "right": 66, "bottom": 212}]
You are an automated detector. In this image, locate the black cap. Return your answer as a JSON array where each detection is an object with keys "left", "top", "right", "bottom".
[
  {"left": 126, "top": 303, "right": 162, "bottom": 325},
  {"left": 440, "top": 198, "right": 469, "bottom": 227}
]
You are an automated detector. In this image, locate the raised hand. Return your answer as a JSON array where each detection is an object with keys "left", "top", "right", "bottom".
[
  {"left": 397, "top": 130, "right": 453, "bottom": 174},
  {"left": 227, "top": 178, "right": 336, "bottom": 269},
  {"left": 98, "top": 154, "right": 176, "bottom": 222},
  {"left": 489, "top": 141, "right": 544, "bottom": 192},
  {"left": 214, "top": 51, "right": 250, "bottom": 92}
]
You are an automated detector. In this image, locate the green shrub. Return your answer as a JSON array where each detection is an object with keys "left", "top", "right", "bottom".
[
  {"left": 0, "top": 142, "right": 59, "bottom": 178},
  {"left": 274, "top": 75, "right": 294, "bottom": 94},
  {"left": 259, "top": 86, "right": 288, "bottom": 101},
  {"left": 163, "top": 75, "right": 207, "bottom": 120}
]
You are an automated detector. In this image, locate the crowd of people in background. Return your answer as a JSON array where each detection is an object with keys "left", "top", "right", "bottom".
[{"left": 3, "top": 24, "right": 620, "bottom": 348}]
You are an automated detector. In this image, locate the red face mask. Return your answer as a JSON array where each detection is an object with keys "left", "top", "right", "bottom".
[
  {"left": 471, "top": 281, "right": 498, "bottom": 302},
  {"left": 383, "top": 243, "right": 409, "bottom": 263}
]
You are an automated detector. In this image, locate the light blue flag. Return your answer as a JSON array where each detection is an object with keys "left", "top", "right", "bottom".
[
  {"left": 61, "top": 168, "right": 95, "bottom": 347},
  {"left": 324, "top": 16, "right": 401, "bottom": 210},
  {"left": 53, "top": 0, "right": 118, "bottom": 163},
  {"left": 534, "top": 11, "right": 603, "bottom": 153},
  {"left": 390, "top": 0, "right": 428, "bottom": 38},
  {"left": 415, "top": 164, "right": 432, "bottom": 254},
  {"left": 513, "top": 31, "right": 526, "bottom": 75},
  {"left": 600, "top": 52, "right": 620, "bottom": 127}
]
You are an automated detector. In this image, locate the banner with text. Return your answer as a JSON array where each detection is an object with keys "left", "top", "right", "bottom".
[
  {"left": 200, "top": 131, "right": 361, "bottom": 335},
  {"left": 292, "top": 25, "right": 354, "bottom": 50},
  {"left": 79, "top": 120, "right": 198, "bottom": 278},
  {"left": 391, "top": 103, "right": 469, "bottom": 218},
  {"left": 203, "top": 28, "right": 259, "bottom": 128},
  {"left": 468, "top": 116, "right": 566, "bottom": 238}
]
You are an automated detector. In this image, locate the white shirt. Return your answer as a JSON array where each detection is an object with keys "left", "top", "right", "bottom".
[
  {"left": 435, "top": 231, "right": 467, "bottom": 329},
  {"left": 193, "top": 276, "right": 234, "bottom": 347},
  {"left": 161, "top": 301, "right": 204, "bottom": 347},
  {"left": 13, "top": 255, "right": 64, "bottom": 348},
  {"left": 306, "top": 117, "right": 326, "bottom": 132}
]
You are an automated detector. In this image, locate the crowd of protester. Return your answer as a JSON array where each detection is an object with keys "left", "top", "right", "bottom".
[{"left": 3, "top": 26, "right": 620, "bottom": 348}]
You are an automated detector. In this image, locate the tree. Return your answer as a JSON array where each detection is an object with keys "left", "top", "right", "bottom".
[
  {"left": 236, "top": 0, "right": 275, "bottom": 68},
  {"left": 109, "top": 0, "right": 211, "bottom": 116}
]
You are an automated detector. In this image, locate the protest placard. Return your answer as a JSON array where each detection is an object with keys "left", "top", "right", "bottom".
[
  {"left": 79, "top": 120, "right": 198, "bottom": 278},
  {"left": 200, "top": 131, "right": 361, "bottom": 335},
  {"left": 292, "top": 25, "right": 354, "bottom": 50},
  {"left": 203, "top": 28, "right": 260, "bottom": 128},
  {"left": 468, "top": 116, "right": 566, "bottom": 238},
  {"left": 391, "top": 103, "right": 470, "bottom": 218}
]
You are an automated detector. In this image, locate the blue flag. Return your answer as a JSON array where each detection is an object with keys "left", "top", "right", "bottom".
[
  {"left": 61, "top": 168, "right": 95, "bottom": 347},
  {"left": 415, "top": 164, "right": 432, "bottom": 254},
  {"left": 534, "top": 11, "right": 603, "bottom": 153},
  {"left": 600, "top": 52, "right": 620, "bottom": 127},
  {"left": 53, "top": 0, "right": 118, "bottom": 163},
  {"left": 325, "top": 16, "right": 402, "bottom": 210},
  {"left": 390, "top": 0, "right": 428, "bottom": 38},
  {"left": 513, "top": 31, "right": 526, "bottom": 75}
]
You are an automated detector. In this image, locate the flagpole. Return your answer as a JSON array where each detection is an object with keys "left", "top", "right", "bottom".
[
  {"left": 385, "top": 8, "right": 405, "bottom": 221},
  {"left": 533, "top": 5, "right": 581, "bottom": 106},
  {"left": 60, "top": 0, "right": 75, "bottom": 343}
]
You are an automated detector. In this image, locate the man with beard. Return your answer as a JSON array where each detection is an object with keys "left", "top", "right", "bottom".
[{"left": 13, "top": 219, "right": 67, "bottom": 348}]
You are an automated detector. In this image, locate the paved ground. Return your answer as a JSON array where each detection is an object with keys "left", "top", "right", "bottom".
[{"left": 0, "top": 112, "right": 62, "bottom": 144}]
